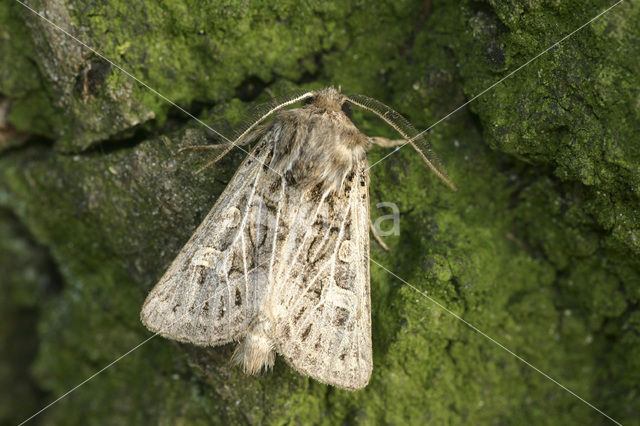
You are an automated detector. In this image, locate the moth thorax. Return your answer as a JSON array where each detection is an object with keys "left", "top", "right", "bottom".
[
  {"left": 272, "top": 108, "right": 368, "bottom": 193},
  {"left": 232, "top": 320, "right": 275, "bottom": 375}
]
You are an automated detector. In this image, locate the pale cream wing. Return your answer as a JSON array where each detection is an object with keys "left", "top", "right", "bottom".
[
  {"left": 268, "top": 160, "right": 372, "bottom": 390},
  {"left": 141, "top": 135, "right": 281, "bottom": 346}
]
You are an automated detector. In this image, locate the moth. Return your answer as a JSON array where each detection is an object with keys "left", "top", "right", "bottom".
[{"left": 140, "top": 87, "right": 455, "bottom": 390}]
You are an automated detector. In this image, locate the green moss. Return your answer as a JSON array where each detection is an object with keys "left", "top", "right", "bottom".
[
  {"left": 440, "top": 0, "right": 640, "bottom": 256},
  {"left": 0, "top": 210, "right": 52, "bottom": 424},
  {"left": 0, "top": 2, "right": 63, "bottom": 139},
  {"left": 1, "top": 0, "right": 639, "bottom": 424}
]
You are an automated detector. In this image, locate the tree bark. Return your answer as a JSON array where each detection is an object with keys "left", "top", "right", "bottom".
[{"left": 1, "top": 0, "right": 638, "bottom": 424}]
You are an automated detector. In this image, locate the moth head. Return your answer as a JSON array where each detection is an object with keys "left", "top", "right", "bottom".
[{"left": 306, "top": 87, "right": 351, "bottom": 119}]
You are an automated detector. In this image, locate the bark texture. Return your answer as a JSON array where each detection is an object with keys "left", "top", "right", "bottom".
[{"left": 1, "top": 0, "right": 638, "bottom": 424}]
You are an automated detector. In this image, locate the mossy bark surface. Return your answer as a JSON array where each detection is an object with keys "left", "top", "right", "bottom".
[{"left": 1, "top": 0, "right": 639, "bottom": 424}]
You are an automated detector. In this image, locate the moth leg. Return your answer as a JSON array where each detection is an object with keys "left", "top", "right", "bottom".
[
  {"left": 177, "top": 122, "right": 271, "bottom": 174},
  {"left": 369, "top": 136, "right": 406, "bottom": 148},
  {"left": 172, "top": 144, "right": 235, "bottom": 174},
  {"left": 369, "top": 220, "right": 390, "bottom": 252},
  {"left": 175, "top": 144, "right": 230, "bottom": 155},
  {"left": 264, "top": 87, "right": 277, "bottom": 101},
  {"left": 370, "top": 136, "right": 457, "bottom": 191}
]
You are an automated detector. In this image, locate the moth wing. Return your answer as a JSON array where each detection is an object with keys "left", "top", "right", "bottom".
[
  {"left": 269, "top": 160, "right": 372, "bottom": 390},
  {"left": 141, "top": 138, "right": 276, "bottom": 346}
]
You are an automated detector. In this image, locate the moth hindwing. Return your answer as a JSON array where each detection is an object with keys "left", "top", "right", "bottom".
[{"left": 140, "top": 86, "right": 452, "bottom": 390}]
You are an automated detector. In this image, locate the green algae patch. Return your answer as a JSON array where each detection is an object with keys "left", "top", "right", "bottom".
[
  {"left": 0, "top": 2, "right": 64, "bottom": 142},
  {"left": 6, "top": 0, "right": 373, "bottom": 152},
  {"left": 1, "top": 0, "right": 639, "bottom": 424},
  {"left": 0, "top": 210, "right": 55, "bottom": 425},
  {"left": 436, "top": 0, "right": 640, "bottom": 256}
]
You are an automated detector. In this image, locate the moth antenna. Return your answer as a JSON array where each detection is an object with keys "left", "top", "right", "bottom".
[
  {"left": 346, "top": 95, "right": 457, "bottom": 191},
  {"left": 196, "top": 90, "right": 315, "bottom": 174}
]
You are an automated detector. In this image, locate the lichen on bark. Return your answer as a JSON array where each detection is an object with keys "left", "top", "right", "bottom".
[{"left": 1, "top": 0, "right": 639, "bottom": 424}]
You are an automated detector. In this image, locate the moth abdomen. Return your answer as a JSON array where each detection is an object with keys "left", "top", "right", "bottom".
[{"left": 232, "top": 320, "right": 275, "bottom": 375}]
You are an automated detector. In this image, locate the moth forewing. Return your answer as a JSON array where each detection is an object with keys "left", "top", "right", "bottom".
[
  {"left": 140, "top": 137, "right": 273, "bottom": 346},
  {"left": 267, "top": 157, "right": 372, "bottom": 390},
  {"left": 141, "top": 86, "right": 452, "bottom": 390}
]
